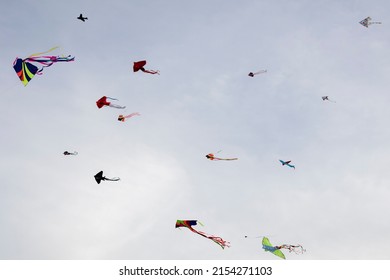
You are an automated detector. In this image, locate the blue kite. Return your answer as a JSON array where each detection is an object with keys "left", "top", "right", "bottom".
[{"left": 279, "top": 160, "right": 295, "bottom": 169}]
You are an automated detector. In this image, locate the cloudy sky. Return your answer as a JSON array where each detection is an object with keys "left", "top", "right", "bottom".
[{"left": 1, "top": 0, "right": 390, "bottom": 260}]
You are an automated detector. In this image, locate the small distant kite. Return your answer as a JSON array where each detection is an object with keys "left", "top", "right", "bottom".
[
  {"left": 248, "top": 70, "right": 267, "bottom": 77},
  {"left": 322, "top": 96, "right": 336, "bottom": 103},
  {"left": 176, "top": 220, "right": 230, "bottom": 249},
  {"left": 262, "top": 237, "right": 305, "bottom": 259},
  {"left": 118, "top": 112, "right": 140, "bottom": 122},
  {"left": 63, "top": 151, "right": 78, "bottom": 155},
  {"left": 94, "top": 171, "right": 120, "bottom": 184},
  {"left": 96, "top": 96, "right": 126, "bottom": 109},
  {"left": 133, "top": 60, "right": 160, "bottom": 75},
  {"left": 77, "top": 14, "right": 88, "bottom": 22},
  {"left": 206, "top": 152, "right": 238, "bottom": 161},
  {"left": 359, "top": 17, "right": 382, "bottom": 28},
  {"left": 279, "top": 160, "right": 295, "bottom": 169},
  {"left": 13, "top": 47, "right": 74, "bottom": 86}
]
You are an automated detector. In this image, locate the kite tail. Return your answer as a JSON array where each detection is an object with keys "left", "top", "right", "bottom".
[
  {"left": 254, "top": 70, "right": 267, "bottom": 75},
  {"left": 105, "top": 177, "right": 120, "bottom": 182},
  {"left": 192, "top": 229, "right": 230, "bottom": 249},
  {"left": 218, "top": 158, "right": 238, "bottom": 161},
  {"left": 124, "top": 112, "right": 141, "bottom": 119},
  {"left": 26, "top": 55, "right": 74, "bottom": 74},
  {"left": 108, "top": 104, "right": 126, "bottom": 109},
  {"left": 142, "top": 69, "right": 160, "bottom": 75},
  {"left": 208, "top": 235, "right": 230, "bottom": 249},
  {"left": 28, "top": 46, "right": 59, "bottom": 58},
  {"left": 280, "top": 244, "right": 306, "bottom": 254},
  {"left": 106, "top": 97, "right": 118, "bottom": 101}
]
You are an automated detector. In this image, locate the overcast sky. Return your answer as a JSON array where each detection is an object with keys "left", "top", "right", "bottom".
[{"left": 1, "top": 0, "right": 390, "bottom": 260}]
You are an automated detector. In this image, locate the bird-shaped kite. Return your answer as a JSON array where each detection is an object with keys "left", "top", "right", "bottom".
[
  {"left": 359, "top": 16, "right": 381, "bottom": 28},
  {"left": 13, "top": 47, "right": 74, "bottom": 86},
  {"left": 133, "top": 60, "right": 159, "bottom": 75},
  {"left": 118, "top": 112, "right": 140, "bottom": 122},
  {"left": 63, "top": 151, "right": 78, "bottom": 156},
  {"left": 206, "top": 153, "right": 238, "bottom": 161},
  {"left": 248, "top": 70, "right": 267, "bottom": 77},
  {"left": 262, "top": 237, "right": 305, "bottom": 259},
  {"left": 96, "top": 96, "right": 126, "bottom": 109},
  {"left": 176, "top": 220, "right": 230, "bottom": 249},
  {"left": 94, "top": 171, "right": 120, "bottom": 184},
  {"left": 77, "top": 14, "right": 88, "bottom": 22},
  {"left": 279, "top": 160, "right": 295, "bottom": 169}
]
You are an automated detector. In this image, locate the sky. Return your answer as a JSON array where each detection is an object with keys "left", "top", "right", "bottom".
[{"left": 1, "top": 0, "right": 390, "bottom": 260}]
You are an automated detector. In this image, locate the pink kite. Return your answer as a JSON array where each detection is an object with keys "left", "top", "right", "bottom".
[
  {"left": 96, "top": 96, "right": 126, "bottom": 109},
  {"left": 118, "top": 112, "right": 140, "bottom": 122},
  {"left": 133, "top": 60, "right": 159, "bottom": 75}
]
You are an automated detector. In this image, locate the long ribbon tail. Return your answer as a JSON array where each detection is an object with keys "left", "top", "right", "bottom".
[
  {"left": 280, "top": 244, "right": 306, "bottom": 254},
  {"left": 28, "top": 46, "right": 59, "bottom": 58},
  {"left": 108, "top": 104, "right": 126, "bottom": 109},
  {"left": 216, "top": 157, "right": 238, "bottom": 161},
  {"left": 369, "top": 22, "right": 382, "bottom": 25},
  {"left": 106, "top": 96, "right": 118, "bottom": 101},
  {"left": 253, "top": 70, "right": 267, "bottom": 75},
  {"left": 142, "top": 69, "right": 160, "bottom": 75},
  {"left": 191, "top": 228, "right": 230, "bottom": 249},
  {"left": 25, "top": 54, "right": 74, "bottom": 74},
  {"left": 286, "top": 163, "right": 295, "bottom": 169},
  {"left": 105, "top": 177, "right": 120, "bottom": 182},
  {"left": 124, "top": 112, "right": 141, "bottom": 119}
]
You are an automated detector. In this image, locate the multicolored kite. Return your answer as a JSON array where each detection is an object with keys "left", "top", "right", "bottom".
[
  {"left": 262, "top": 237, "right": 305, "bottom": 259},
  {"left": 248, "top": 70, "right": 267, "bottom": 77},
  {"left": 13, "top": 47, "right": 74, "bottom": 86},
  {"left": 94, "top": 171, "right": 120, "bottom": 184},
  {"left": 63, "top": 151, "right": 78, "bottom": 155},
  {"left": 279, "top": 160, "right": 295, "bottom": 169},
  {"left": 175, "top": 220, "right": 230, "bottom": 249},
  {"left": 206, "top": 153, "right": 238, "bottom": 161},
  {"left": 118, "top": 112, "right": 140, "bottom": 122},
  {"left": 359, "top": 17, "right": 381, "bottom": 28},
  {"left": 133, "top": 60, "right": 159, "bottom": 75},
  {"left": 96, "top": 96, "right": 126, "bottom": 109}
]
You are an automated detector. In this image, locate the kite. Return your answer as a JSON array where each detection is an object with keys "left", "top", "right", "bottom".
[
  {"left": 279, "top": 160, "right": 295, "bottom": 169},
  {"left": 63, "top": 151, "right": 78, "bottom": 155},
  {"left": 175, "top": 220, "right": 230, "bottom": 249},
  {"left": 13, "top": 47, "right": 75, "bottom": 86},
  {"left": 322, "top": 96, "right": 336, "bottom": 103},
  {"left": 133, "top": 60, "right": 160, "bottom": 75},
  {"left": 262, "top": 237, "right": 305, "bottom": 259},
  {"left": 248, "top": 70, "right": 267, "bottom": 77},
  {"left": 96, "top": 96, "right": 126, "bottom": 109},
  {"left": 77, "top": 14, "right": 88, "bottom": 22},
  {"left": 359, "top": 17, "right": 381, "bottom": 28},
  {"left": 94, "top": 171, "right": 120, "bottom": 184},
  {"left": 206, "top": 153, "right": 238, "bottom": 161},
  {"left": 118, "top": 112, "right": 140, "bottom": 122}
]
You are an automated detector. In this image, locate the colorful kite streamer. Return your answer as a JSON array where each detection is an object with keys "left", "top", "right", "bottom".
[{"left": 176, "top": 220, "right": 230, "bottom": 249}]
